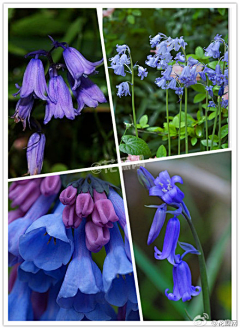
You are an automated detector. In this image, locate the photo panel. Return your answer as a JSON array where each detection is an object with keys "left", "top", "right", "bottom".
[
  {"left": 103, "top": 8, "right": 228, "bottom": 161},
  {"left": 8, "top": 8, "right": 117, "bottom": 178},
  {"left": 8, "top": 167, "right": 140, "bottom": 321},
  {"left": 122, "top": 152, "right": 231, "bottom": 321}
]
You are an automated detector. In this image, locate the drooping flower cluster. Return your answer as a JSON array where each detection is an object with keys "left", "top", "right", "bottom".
[
  {"left": 8, "top": 174, "right": 139, "bottom": 321},
  {"left": 12, "top": 36, "right": 107, "bottom": 175},
  {"left": 109, "top": 44, "right": 148, "bottom": 97},
  {"left": 137, "top": 167, "right": 201, "bottom": 302}
]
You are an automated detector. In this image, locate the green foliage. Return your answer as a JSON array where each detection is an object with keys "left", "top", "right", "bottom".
[{"left": 119, "top": 135, "right": 151, "bottom": 157}]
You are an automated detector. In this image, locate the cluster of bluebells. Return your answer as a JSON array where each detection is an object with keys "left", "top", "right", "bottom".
[
  {"left": 8, "top": 174, "right": 139, "bottom": 321},
  {"left": 137, "top": 167, "right": 201, "bottom": 302},
  {"left": 146, "top": 33, "right": 228, "bottom": 107},
  {"left": 12, "top": 36, "right": 107, "bottom": 175},
  {"left": 109, "top": 44, "right": 148, "bottom": 97}
]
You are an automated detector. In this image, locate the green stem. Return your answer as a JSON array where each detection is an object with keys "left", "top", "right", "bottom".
[
  {"left": 183, "top": 210, "right": 211, "bottom": 319},
  {"left": 205, "top": 79, "right": 209, "bottom": 151},
  {"left": 184, "top": 87, "right": 188, "bottom": 154},
  {"left": 166, "top": 89, "right": 171, "bottom": 156},
  {"left": 218, "top": 98, "right": 222, "bottom": 149},
  {"left": 210, "top": 97, "right": 219, "bottom": 150},
  {"left": 129, "top": 53, "right": 138, "bottom": 137},
  {"left": 178, "top": 98, "right": 182, "bottom": 155}
]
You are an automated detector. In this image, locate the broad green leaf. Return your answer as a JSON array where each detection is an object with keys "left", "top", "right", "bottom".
[
  {"left": 193, "top": 93, "right": 206, "bottom": 103},
  {"left": 156, "top": 145, "right": 167, "bottom": 158},
  {"left": 132, "top": 9, "right": 142, "bottom": 16},
  {"left": 201, "top": 139, "right": 217, "bottom": 147},
  {"left": 218, "top": 8, "right": 226, "bottom": 16},
  {"left": 221, "top": 124, "right": 228, "bottom": 138},
  {"left": 208, "top": 112, "right": 216, "bottom": 120},
  {"left": 119, "top": 135, "right": 151, "bottom": 157},
  {"left": 195, "top": 46, "right": 204, "bottom": 58},
  {"left": 191, "top": 84, "right": 206, "bottom": 94},
  {"left": 139, "top": 115, "right": 148, "bottom": 127},
  {"left": 196, "top": 125, "right": 203, "bottom": 138},
  {"left": 172, "top": 116, "right": 179, "bottom": 128},
  {"left": 191, "top": 137, "right": 198, "bottom": 146},
  {"left": 222, "top": 143, "right": 228, "bottom": 148},
  {"left": 127, "top": 15, "right": 135, "bottom": 24}
]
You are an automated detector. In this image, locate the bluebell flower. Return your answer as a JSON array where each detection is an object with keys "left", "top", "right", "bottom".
[
  {"left": 138, "top": 66, "right": 148, "bottom": 80},
  {"left": 175, "top": 52, "right": 185, "bottom": 63},
  {"left": 57, "top": 219, "right": 103, "bottom": 313},
  {"left": 179, "top": 65, "right": 190, "bottom": 84},
  {"left": 149, "top": 34, "right": 163, "bottom": 48},
  {"left": 156, "top": 40, "right": 168, "bottom": 55},
  {"left": 149, "top": 170, "right": 184, "bottom": 204},
  {"left": 110, "top": 63, "right": 126, "bottom": 77},
  {"left": 116, "top": 82, "right": 131, "bottom": 97},
  {"left": 12, "top": 94, "right": 34, "bottom": 130},
  {"left": 63, "top": 47, "right": 103, "bottom": 90},
  {"left": 44, "top": 73, "right": 76, "bottom": 124},
  {"left": 8, "top": 277, "right": 33, "bottom": 321},
  {"left": 145, "top": 55, "right": 159, "bottom": 68},
  {"left": 221, "top": 99, "right": 228, "bottom": 108},
  {"left": 154, "top": 216, "right": 180, "bottom": 265},
  {"left": 137, "top": 166, "right": 155, "bottom": 190},
  {"left": 165, "top": 254, "right": 201, "bottom": 302},
  {"left": 168, "top": 78, "right": 177, "bottom": 90},
  {"left": 205, "top": 38, "right": 222, "bottom": 58},
  {"left": 26, "top": 132, "right": 46, "bottom": 175},
  {"left": 19, "top": 202, "right": 74, "bottom": 271},
  {"left": 147, "top": 203, "right": 167, "bottom": 245},
  {"left": 155, "top": 77, "right": 167, "bottom": 89},
  {"left": 223, "top": 51, "right": 228, "bottom": 64},
  {"left": 208, "top": 101, "right": 216, "bottom": 108},
  {"left": 119, "top": 53, "right": 130, "bottom": 65},
  {"left": 188, "top": 57, "right": 198, "bottom": 66},
  {"left": 162, "top": 65, "right": 172, "bottom": 80},
  {"left": 205, "top": 85, "right": 213, "bottom": 98},
  {"left": 175, "top": 87, "right": 184, "bottom": 95},
  {"left": 18, "top": 260, "right": 66, "bottom": 293},
  {"left": 69, "top": 74, "right": 107, "bottom": 114},
  {"left": 8, "top": 194, "right": 56, "bottom": 266},
  {"left": 40, "top": 282, "right": 61, "bottom": 321},
  {"left": 116, "top": 44, "right": 130, "bottom": 54},
  {"left": 102, "top": 222, "right": 138, "bottom": 307},
  {"left": 20, "top": 57, "right": 49, "bottom": 101}
]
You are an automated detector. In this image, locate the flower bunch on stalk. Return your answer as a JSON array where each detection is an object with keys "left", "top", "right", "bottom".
[
  {"left": 137, "top": 167, "right": 202, "bottom": 302},
  {"left": 8, "top": 174, "right": 139, "bottom": 321},
  {"left": 12, "top": 36, "right": 107, "bottom": 175}
]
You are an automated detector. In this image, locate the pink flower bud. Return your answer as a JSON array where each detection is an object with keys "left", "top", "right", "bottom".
[
  {"left": 59, "top": 186, "right": 77, "bottom": 205},
  {"left": 40, "top": 175, "right": 61, "bottom": 196},
  {"left": 62, "top": 204, "right": 82, "bottom": 229},
  {"left": 8, "top": 208, "right": 25, "bottom": 225},
  {"left": 85, "top": 220, "right": 110, "bottom": 253},
  {"left": 92, "top": 199, "right": 119, "bottom": 228},
  {"left": 75, "top": 193, "right": 94, "bottom": 217},
  {"left": 93, "top": 189, "right": 107, "bottom": 202}
]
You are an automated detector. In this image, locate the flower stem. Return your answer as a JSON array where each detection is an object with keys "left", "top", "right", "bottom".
[
  {"left": 129, "top": 53, "right": 138, "bottom": 138},
  {"left": 205, "top": 79, "right": 209, "bottom": 151},
  {"left": 178, "top": 98, "right": 182, "bottom": 155},
  {"left": 184, "top": 87, "right": 188, "bottom": 154},
  {"left": 182, "top": 209, "right": 211, "bottom": 319},
  {"left": 218, "top": 99, "right": 222, "bottom": 149},
  {"left": 166, "top": 89, "right": 171, "bottom": 156},
  {"left": 210, "top": 98, "right": 219, "bottom": 150}
]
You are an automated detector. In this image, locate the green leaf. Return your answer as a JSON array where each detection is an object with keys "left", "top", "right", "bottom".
[
  {"left": 221, "top": 124, "right": 228, "bottom": 138},
  {"left": 147, "top": 127, "right": 163, "bottom": 133},
  {"left": 191, "top": 137, "right": 197, "bottom": 146},
  {"left": 208, "top": 112, "right": 216, "bottom": 120},
  {"left": 119, "top": 135, "right": 151, "bottom": 157},
  {"left": 132, "top": 9, "right": 142, "bottom": 16},
  {"left": 139, "top": 115, "right": 148, "bottom": 127},
  {"left": 191, "top": 84, "right": 206, "bottom": 94},
  {"left": 218, "top": 8, "right": 226, "bottom": 16},
  {"left": 156, "top": 145, "right": 167, "bottom": 158},
  {"left": 222, "top": 143, "right": 228, "bottom": 148},
  {"left": 127, "top": 15, "right": 135, "bottom": 24},
  {"left": 193, "top": 93, "right": 206, "bottom": 103},
  {"left": 51, "top": 163, "right": 68, "bottom": 172},
  {"left": 196, "top": 125, "right": 203, "bottom": 138},
  {"left": 201, "top": 139, "right": 217, "bottom": 147},
  {"left": 172, "top": 116, "right": 179, "bottom": 128},
  {"left": 208, "top": 61, "right": 218, "bottom": 70},
  {"left": 195, "top": 46, "right": 204, "bottom": 58}
]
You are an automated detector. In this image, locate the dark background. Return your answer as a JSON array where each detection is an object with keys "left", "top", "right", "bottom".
[
  {"left": 8, "top": 8, "right": 116, "bottom": 178},
  {"left": 103, "top": 8, "right": 228, "bottom": 156},
  {"left": 123, "top": 151, "right": 231, "bottom": 320}
]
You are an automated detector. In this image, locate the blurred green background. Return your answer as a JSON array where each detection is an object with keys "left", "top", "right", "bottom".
[
  {"left": 8, "top": 8, "right": 116, "bottom": 178},
  {"left": 123, "top": 151, "right": 231, "bottom": 320},
  {"left": 103, "top": 8, "right": 228, "bottom": 156}
]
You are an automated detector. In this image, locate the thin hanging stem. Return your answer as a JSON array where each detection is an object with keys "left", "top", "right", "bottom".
[
  {"left": 205, "top": 78, "right": 209, "bottom": 151},
  {"left": 184, "top": 87, "right": 188, "bottom": 154},
  {"left": 210, "top": 97, "right": 219, "bottom": 150},
  {"left": 166, "top": 89, "right": 171, "bottom": 156},
  {"left": 182, "top": 209, "right": 211, "bottom": 319},
  {"left": 129, "top": 53, "right": 138, "bottom": 138},
  {"left": 178, "top": 97, "right": 182, "bottom": 155}
]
